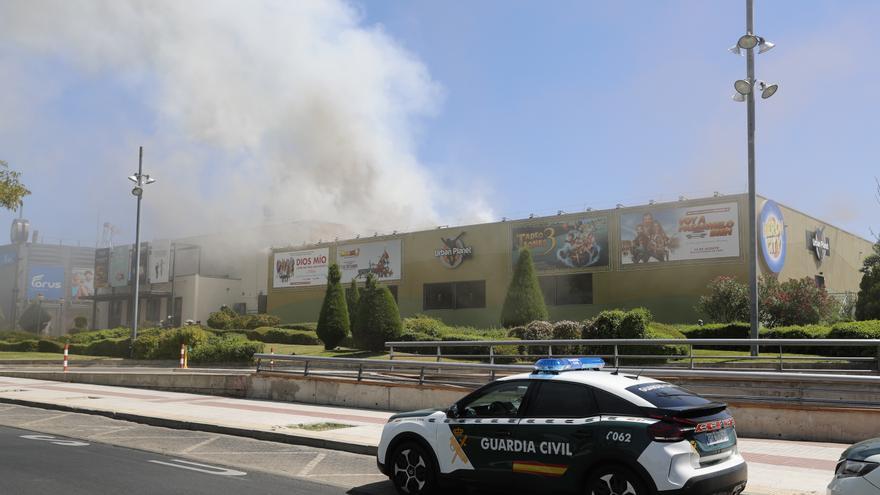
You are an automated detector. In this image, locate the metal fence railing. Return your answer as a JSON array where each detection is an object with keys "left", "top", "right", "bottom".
[
  {"left": 253, "top": 352, "right": 880, "bottom": 408},
  {"left": 383, "top": 338, "right": 880, "bottom": 373}
]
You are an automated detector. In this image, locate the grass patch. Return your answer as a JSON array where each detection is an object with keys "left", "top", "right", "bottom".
[
  {"left": 287, "top": 422, "right": 352, "bottom": 431},
  {"left": 0, "top": 352, "right": 118, "bottom": 361}
]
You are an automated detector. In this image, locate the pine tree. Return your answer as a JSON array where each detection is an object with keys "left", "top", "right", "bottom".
[
  {"left": 316, "top": 264, "right": 350, "bottom": 350},
  {"left": 501, "top": 249, "right": 549, "bottom": 327},
  {"left": 855, "top": 240, "right": 880, "bottom": 320},
  {"left": 353, "top": 273, "right": 402, "bottom": 351},
  {"left": 346, "top": 279, "right": 360, "bottom": 332}
]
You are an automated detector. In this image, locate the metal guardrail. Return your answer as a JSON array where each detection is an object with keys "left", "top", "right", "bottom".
[
  {"left": 384, "top": 338, "right": 880, "bottom": 372},
  {"left": 253, "top": 353, "right": 880, "bottom": 408}
]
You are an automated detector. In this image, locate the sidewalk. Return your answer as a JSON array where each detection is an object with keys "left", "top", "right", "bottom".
[{"left": 0, "top": 376, "right": 842, "bottom": 494}]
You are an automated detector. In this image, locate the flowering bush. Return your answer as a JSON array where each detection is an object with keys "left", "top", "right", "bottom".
[{"left": 760, "top": 276, "right": 836, "bottom": 327}]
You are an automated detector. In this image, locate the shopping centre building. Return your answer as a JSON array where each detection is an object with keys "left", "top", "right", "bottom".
[{"left": 266, "top": 194, "right": 874, "bottom": 327}]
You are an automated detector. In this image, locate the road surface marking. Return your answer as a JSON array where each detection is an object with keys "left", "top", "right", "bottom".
[
  {"left": 19, "top": 413, "right": 70, "bottom": 427},
  {"left": 20, "top": 434, "right": 89, "bottom": 446},
  {"left": 298, "top": 453, "right": 326, "bottom": 476},
  {"left": 181, "top": 435, "right": 220, "bottom": 454},
  {"left": 148, "top": 459, "right": 247, "bottom": 476}
]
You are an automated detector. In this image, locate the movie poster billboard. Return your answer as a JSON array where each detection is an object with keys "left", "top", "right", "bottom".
[
  {"left": 273, "top": 248, "right": 330, "bottom": 288},
  {"left": 27, "top": 265, "right": 64, "bottom": 300},
  {"left": 620, "top": 202, "right": 740, "bottom": 264},
  {"left": 109, "top": 245, "right": 130, "bottom": 287},
  {"left": 511, "top": 217, "right": 610, "bottom": 271},
  {"left": 149, "top": 240, "right": 171, "bottom": 284},
  {"left": 94, "top": 248, "right": 110, "bottom": 288},
  {"left": 337, "top": 240, "right": 402, "bottom": 283},
  {"left": 70, "top": 267, "right": 95, "bottom": 302}
]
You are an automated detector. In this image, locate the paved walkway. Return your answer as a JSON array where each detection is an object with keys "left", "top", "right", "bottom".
[{"left": 0, "top": 376, "right": 844, "bottom": 494}]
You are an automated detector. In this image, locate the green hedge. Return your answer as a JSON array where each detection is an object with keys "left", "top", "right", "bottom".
[
  {"left": 69, "top": 337, "right": 131, "bottom": 358},
  {"left": 678, "top": 323, "right": 751, "bottom": 339},
  {"left": 278, "top": 322, "right": 317, "bottom": 331},
  {"left": 249, "top": 327, "right": 322, "bottom": 345},
  {"left": 0, "top": 331, "right": 40, "bottom": 342},
  {"left": 189, "top": 334, "right": 264, "bottom": 363},
  {"left": 0, "top": 340, "right": 38, "bottom": 352},
  {"left": 61, "top": 327, "right": 130, "bottom": 344},
  {"left": 37, "top": 339, "right": 64, "bottom": 353}
]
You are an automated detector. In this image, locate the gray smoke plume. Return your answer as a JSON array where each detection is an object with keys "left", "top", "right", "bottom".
[{"left": 0, "top": 0, "right": 493, "bottom": 241}]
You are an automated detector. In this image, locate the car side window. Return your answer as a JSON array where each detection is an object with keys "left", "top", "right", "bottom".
[
  {"left": 593, "top": 388, "right": 643, "bottom": 416},
  {"left": 459, "top": 381, "right": 530, "bottom": 418},
  {"left": 524, "top": 381, "right": 598, "bottom": 418}
]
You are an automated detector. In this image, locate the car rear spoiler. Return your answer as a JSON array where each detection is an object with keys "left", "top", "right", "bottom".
[{"left": 649, "top": 402, "right": 728, "bottom": 421}]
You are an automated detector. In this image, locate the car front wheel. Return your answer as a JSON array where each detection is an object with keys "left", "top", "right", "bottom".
[
  {"left": 390, "top": 441, "right": 437, "bottom": 495},
  {"left": 586, "top": 465, "right": 649, "bottom": 495}
]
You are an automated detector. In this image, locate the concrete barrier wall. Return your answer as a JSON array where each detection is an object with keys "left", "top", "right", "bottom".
[{"left": 3, "top": 370, "right": 878, "bottom": 444}]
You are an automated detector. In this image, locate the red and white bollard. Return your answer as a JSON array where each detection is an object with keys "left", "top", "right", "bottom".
[
  {"left": 179, "top": 343, "right": 186, "bottom": 369},
  {"left": 63, "top": 343, "right": 69, "bottom": 373},
  {"left": 270, "top": 347, "right": 275, "bottom": 371}
]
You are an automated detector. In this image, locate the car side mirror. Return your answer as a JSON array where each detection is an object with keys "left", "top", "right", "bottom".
[{"left": 446, "top": 404, "right": 459, "bottom": 419}]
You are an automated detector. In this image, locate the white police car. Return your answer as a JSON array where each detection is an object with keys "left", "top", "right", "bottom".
[
  {"left": 377, "top": 357, "right": 747, "bottom": 495},
  {"left": 827, "top": 438, "right": 880, "bottom": 494}
]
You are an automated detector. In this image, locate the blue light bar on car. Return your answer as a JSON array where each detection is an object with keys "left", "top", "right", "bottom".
[{"left": 533, "top": 357, "right": 605, "bottom": 373}]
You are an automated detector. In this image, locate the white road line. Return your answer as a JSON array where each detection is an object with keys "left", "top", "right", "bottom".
[
  {"left": 181, "top": 435, "right": 220, "bottom": 454},
  {"left": 19, "top": 413, "right": 70, "bottom": 427},
  {"left": 195, "top": 451, "right": 320, "bottom": 455},
  {"left": 88, "top": 426, "right": 136, "bottom": 438},
  {"left": 148, "top": 459, "right": 247, "bottom": 476},
  {"left": 20, "top": 434, "right": 90, "bottom": 447},
  {"left": 298, "top": 453, "right": 326, "bottom": 476}
]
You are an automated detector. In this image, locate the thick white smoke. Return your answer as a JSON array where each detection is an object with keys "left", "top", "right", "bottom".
[{"left": 0, "top": 0, "right": 493, "bottom": 241}]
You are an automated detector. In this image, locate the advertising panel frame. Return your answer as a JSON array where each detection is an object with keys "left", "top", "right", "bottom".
[
  {"left": 337, "top": 239, "right": 403, "bottom": 284},
  {"left": 511, "top": 216, "right": 610, "bottom": 272},
  {"left": 26, "top": 265, "right": 65, "bottom": 301},
  {"left": 273, "top": 248, "right": 331, "bottom": 288}
]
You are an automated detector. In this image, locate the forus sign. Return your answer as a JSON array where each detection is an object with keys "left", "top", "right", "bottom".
[{"left": 27, "top": 265, "right": 65, "bottom": 300}]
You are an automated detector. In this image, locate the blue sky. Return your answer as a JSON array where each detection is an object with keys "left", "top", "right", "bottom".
[{"left": 1, "top": 0, "right": 878, "bottom": 246}]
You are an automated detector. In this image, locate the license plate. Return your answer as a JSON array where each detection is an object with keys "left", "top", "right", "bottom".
[{"left": 706, "top": 429, "right": 730, "bottom": 446}]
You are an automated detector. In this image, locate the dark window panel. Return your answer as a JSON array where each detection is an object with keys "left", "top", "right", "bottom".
[{"left": 454, "top": 280, "right": 486, "bottom": 309}]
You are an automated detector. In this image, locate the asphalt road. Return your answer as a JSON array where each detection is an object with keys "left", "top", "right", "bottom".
[{"left": 0, "top": 424, "right": 384, "bottom": 495}]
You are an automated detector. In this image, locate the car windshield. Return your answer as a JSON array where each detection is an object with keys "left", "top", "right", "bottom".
[{"left": 625, "top": 383, "right": 713, "bottom": 409}]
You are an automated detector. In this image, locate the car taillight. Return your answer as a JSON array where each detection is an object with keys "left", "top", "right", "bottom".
[{"left": 648, "top": 421, "right": 691, "bottom": 442}]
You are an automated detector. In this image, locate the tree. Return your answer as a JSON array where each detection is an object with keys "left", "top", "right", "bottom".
[
  {"left": 855, "top": 240, "right": 880, "bottom": 320},
  {"left": 696, "top": 276, "right": 750, "bottom": 323},
  {"left": 0, "top": 160, "right": 30, "bottom": 211},
  {"left": 353, "top": 273, "right": 402, "bottom": 351},
  {"left": 346, "top": 279, "right": 360, "bottom": 331},
  {"left": 760, "top": 276, "right": 836, "bottom": 327},
  {"left": 19, "top": 302, "right": 51, "bottom": 333},
  {"left": 500, "top": 249, "right": 548, "bottom": 327},
  {"left": 316, "top": 264, "right": 350, "bottom": 350}
]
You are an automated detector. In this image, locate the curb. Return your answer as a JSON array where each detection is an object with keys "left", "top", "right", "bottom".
[{"left": 0, "top": 396, "right": 378, "bottom": 456}]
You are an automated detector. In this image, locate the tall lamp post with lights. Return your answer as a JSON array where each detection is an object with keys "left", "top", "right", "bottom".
[
  {"left": 730, "top": 0, "right": 778, "bottom": 353},
  {"left": 128, "top": 147, "right": 155, "bottom": 354}
]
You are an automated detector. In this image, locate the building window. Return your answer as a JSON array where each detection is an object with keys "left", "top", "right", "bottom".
[
  {"left": 815, "top": 275, "right": 825, "bottom": 289},
  {"left": 146, "top": 298, "right": 161, "bottom": 322},
  {"left": 539, "top": 273, "right": 593, "bottom": 306},
  {"left": 423, "top": 281, "right": 486, "bottom": 310}
]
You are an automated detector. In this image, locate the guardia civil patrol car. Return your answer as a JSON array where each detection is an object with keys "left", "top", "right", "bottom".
[{"left": 377, "top": 357, "right": 747, "bottom": 495}]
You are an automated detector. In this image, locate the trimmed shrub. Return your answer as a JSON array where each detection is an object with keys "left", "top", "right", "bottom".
[
  {"left": 619, "top": 308, "right": 652, "bottom": 339},
  {"left": 37, "top": 339, "right": 64, "bottom": 353},
  {"left": 552, "top": 320, "right": 582, "bottom": 356},
  {"left": 0, "top": 331, "right": 41, "bottom": 342},
  {"left": 278, "top": 322, "right": 317, "bottom": 331},
  {"left": 62, "top": 327, "right": 130, "bottom": 344},
  {"left": 347, "top": 279, "right": 360, "bottom": 330},
  {"left": 188, "top": 334, "right": 264, "bottom": 364},
  {"left": 316, "top": 263, "right": 350, "bottom": 350},
  {"left": 519, "top": 321, "right": 553, "bottom": 356},
  {"left": 0, "top": 340, "right": 38, "bottom": 352},
  {"left": 353, "top": 274, "right": 403, "bottom": 352},
  {"left": 500, "top": 250, "right": 548, "bottom": 328},
  {"left": 240, "top": 314, "right": 282, "bottom": 329},
  {"left": 73, "top": 316, "right": 88, "bottom": 330},
  {"left": 678, "top": 323, "right": 751, "bottom": 339},
  {"left": 402, "top": 315, "right": 445, "bottom": 338},
  {"left": 507, "top": 326, "right": 527, "bottom": 339},
  {"left": 828, "top": 320, "right": 880, "bottom": 339},
  {"left": 132, "top": 333, "right": 161, "bottom": 359},
  {"left": 583, "top": 310, "right": 626, "bottom": 339},
  {"left": 207, "top": 311, "right": 235, "bottom": 330},
  {"left": 70, "top": 337, "right": 131, "bottom": 357},
  {"left": 251, "top": 327, "right": 322, "bottom": 345},
  {"left": 18, "top": 303, "right": 51, "bottom": 333}
]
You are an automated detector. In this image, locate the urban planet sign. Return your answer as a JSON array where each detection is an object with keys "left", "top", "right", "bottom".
[
  {"left": 434, "top": 232, "right": 473, "bottom": 269},
  {"left": 759, "top": 200, "right": 786, "bottom": 273}
]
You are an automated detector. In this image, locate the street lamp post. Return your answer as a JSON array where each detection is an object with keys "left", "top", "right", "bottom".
[
  {"left": 128, "top": 147, "right": 156, "bottom": 355},
  {"left": 730, "top": 0, "right": 778, "bottom": 355},
  {"left": 36, "top": 294, "right": 45, "bottom": 335}
]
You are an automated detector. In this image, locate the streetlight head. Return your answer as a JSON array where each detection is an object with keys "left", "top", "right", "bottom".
[
  {"left": 731, "top": 93, "right": 746, "bottom": 102},
  {"left": 132, "top": 186, "right": 143, "bottom": 197},
  {"left": 728, "top": 44, "right": 743, "bottom": 56},
  {"left": 128, "top": 175, "right": 138, "bottom": 183},
  {"left": 144, "top": 175, "right": 156, "bottom": 184},
  {"left": 759, "top": 81, "right": 779, "bottom": 99},
  {"left": 757, "top": 39, "right": 775, "bottom": 54},
  {"left": 734, "top": 79, "right": 753, "bottom": 95},
  {"left": 737, "top": 34, "right": 759, "bottom": 50}
]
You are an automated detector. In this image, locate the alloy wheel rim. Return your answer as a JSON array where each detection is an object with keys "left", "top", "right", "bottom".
[
  {"left": 393, "top": 448, "right": 427, "bottom": 494},
  {"left": 591, "top": 473, "right": 637, "bottom": 495}
]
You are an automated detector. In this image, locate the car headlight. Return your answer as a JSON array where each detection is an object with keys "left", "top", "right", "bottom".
[{"left": 835, "top": 460, "right": 879, "bottom": 478}]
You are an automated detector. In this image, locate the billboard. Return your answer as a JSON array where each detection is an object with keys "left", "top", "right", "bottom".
[
  {"left": 109, "top": 245, "right": 130, "bottom": 287},
  {"left": 511, "top": 217, "right": 610, "bottom": 271},
  {"left": 620, "top": 202, "right": 740, "bottom": 264},
  {"left": 760, "top": 200, "right": 786, "bottom": 273},
  {"left": 70, "top": 267, "right": 95, "bottom": 302},
  {"left": 94, "top": 248, "right": 110, "bottom": 288},
  {"left": 273, "top": 248, "right": 330, "bottom": 288},
  {"left": 149, "top": 240, "right": 171, "bottom": 284},
  {"left": 337, "top": 240, "right": 402, "bottom": 283},
  {"left": 27, "top": 265, "right": 64, "bottom": 300}
]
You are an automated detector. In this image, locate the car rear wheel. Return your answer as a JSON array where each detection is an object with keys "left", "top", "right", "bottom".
[
  {"left": 390, "top": 441, "right": 437, "bottom": 495},
  {"left": 586, "top": 465, "right": 649, "bottom": 495}
]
